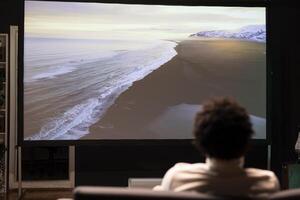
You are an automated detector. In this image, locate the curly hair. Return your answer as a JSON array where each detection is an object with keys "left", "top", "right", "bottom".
[{"left": 194, "top": 97, "right": 253, "bottom": 160}]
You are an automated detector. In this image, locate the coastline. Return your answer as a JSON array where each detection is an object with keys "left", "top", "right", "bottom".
[
  {"left": 84, "top": 38, "right": 266, "bottom": 140},
  {"left": 24, "top": 39, "right": 178, "bottom": 140}
]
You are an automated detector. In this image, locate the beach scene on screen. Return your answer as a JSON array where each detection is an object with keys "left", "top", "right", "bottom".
[{"left": 24, "top": 1, "right": 266, "bottom": 140}]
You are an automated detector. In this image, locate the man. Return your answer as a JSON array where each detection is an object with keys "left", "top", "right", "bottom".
[{"left": 154, "top": 98, "right": 279, "bottom": 198}]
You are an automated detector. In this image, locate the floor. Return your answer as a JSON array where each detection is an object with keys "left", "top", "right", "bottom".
[{"left": 1, "top": 189, "right": 73, "bottom": 200}]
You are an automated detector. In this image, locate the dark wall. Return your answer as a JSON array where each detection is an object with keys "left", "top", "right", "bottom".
[
  {"left": 0, "top": 0, "right": 23, "bottom": 33},
  {"left": 268, "top": 1, "right": 300, "bottom": 177},
  {"left": 1, "top": 0, "right": 300, "bottom": 185},
  {"left": 75, "top": 141, "right": 269, "bottom": 186}
]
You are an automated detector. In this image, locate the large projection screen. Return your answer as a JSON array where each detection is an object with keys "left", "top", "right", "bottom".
[{"left": 23, "top": 1, "right": 266, "bottom": 142}]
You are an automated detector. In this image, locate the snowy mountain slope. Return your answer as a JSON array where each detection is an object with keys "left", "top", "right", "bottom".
[{"left": 190, "top": 25, "right": 266, "bottom": 42}]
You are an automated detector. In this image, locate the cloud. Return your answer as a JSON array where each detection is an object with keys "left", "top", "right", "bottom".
[{"left": 25, "top": 1, "right": 265, "bottom": 40}]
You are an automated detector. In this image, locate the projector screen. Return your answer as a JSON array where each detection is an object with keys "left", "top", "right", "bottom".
[{"left": 24, "top": 1, "right": 266, "bottom": 141}]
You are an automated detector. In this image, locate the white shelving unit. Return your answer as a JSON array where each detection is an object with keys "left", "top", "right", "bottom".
[
  {"left": 0, "top": 33, "right": 8, "bottom": 194},
  {"left": 6, "top": 26, "right": 74, "bottom": 195}
]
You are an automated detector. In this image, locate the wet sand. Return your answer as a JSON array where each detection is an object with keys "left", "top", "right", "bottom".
[{"left": 85, "top": 39, "right": 266, "bottom": 140}]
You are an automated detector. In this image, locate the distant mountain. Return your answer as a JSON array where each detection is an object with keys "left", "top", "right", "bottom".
[{"left": 190, "top": 25, "right": 266, "bottom": 42}]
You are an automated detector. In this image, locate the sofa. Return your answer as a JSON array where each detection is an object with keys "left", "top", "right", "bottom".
[{"left": 70, "top": 186, "right": 300, "bottom": 200}]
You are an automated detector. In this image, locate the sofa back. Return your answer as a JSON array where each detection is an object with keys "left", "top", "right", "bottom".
[
  {"left": 270, "top": 189, "right": 300, "bottom": 200},
  {"left": 74, "top": 186, "right": 254, "bottom": 200}
]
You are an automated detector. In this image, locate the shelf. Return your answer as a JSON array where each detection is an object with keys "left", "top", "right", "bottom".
[{"left": 0, "top": 132, "right": 5, "bottom": 135}]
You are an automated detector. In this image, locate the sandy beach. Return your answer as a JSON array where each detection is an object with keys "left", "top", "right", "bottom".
[{"left": 84, "top": 38, "right": 266, "bottom": 140}]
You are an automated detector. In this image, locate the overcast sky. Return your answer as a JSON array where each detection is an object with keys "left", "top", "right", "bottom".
[{"left": 25, "top": 1, "right": 265, "bottom": 40}]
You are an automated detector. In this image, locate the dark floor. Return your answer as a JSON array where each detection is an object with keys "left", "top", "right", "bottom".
[{"left": 1, "top": 189, "right": 73, "bottom": 200}]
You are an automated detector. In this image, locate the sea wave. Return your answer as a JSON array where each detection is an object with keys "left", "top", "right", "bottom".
[
  {"left": 25, "top": 51, "right": 120, "bottom": 82},
  {"left": 26, "top": 87, "right": 120, "bottom": 140},
  {"left": 26, "top": 41, "right": 177, "bottom": 140}
]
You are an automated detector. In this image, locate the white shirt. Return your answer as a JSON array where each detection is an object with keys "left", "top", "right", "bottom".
[{"left": 154, "top": 157, "right": 280, "bottom": 198}]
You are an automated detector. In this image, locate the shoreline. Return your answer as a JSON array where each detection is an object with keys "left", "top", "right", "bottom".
[
  {"left": 83, "top": 38, "right": 266, "bottom": 140},
  {"left": 24, "top": 39, "right": 178, "bottom": 140}
]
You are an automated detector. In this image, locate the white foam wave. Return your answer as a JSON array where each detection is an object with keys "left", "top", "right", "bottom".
[
  {"left": 32, "top": 65, "right": 76, "bottom": 80},
  {"left": 26, "top": 87, "right": 120, "bottom": 140},
  {"left": 26, "top": 41, "right": 177, "bottom": 140},
  {"left": 27, "top": 98, "right": 99, "bottom": 140},
  {"left": 25, "top": 51, "right": 120, "bottom": 82}
]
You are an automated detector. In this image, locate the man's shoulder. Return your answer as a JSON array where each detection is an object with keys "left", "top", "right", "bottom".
[
  {"left": 244, "top": 168, "right": 280, "bottom": 193},
  {"left": 245, "top": 168, "right": 277, "bottom": 178},
  {"left": 155, "top": 162, "right": 208, "bottom": 191},
  {"left": 174, "top": 162, "right": 206, "bottom": 168},
  {"left": 171, "top": 162, "right": 208, "bottom": 173}
]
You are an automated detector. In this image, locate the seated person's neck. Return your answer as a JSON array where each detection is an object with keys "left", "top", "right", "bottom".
[{"left": 206, "top": 156, "right": 244, "bottom": 172}]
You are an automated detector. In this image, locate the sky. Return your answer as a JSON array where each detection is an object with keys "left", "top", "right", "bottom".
[{"left": 25, "top": 1, "right": 265, "bottom": 40}]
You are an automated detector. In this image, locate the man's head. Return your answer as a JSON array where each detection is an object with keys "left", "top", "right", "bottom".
[{"left": 194, "top": 97, "right": 253, "bottom": 160}]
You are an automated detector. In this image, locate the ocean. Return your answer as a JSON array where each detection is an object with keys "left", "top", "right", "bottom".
[{"left": 24, "top": 37, "right": 177, "bottom": 140}]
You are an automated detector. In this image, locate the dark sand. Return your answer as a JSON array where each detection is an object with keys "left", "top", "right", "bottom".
[{"left": 84, "top": 39, "right": 266, "bottom": 140}]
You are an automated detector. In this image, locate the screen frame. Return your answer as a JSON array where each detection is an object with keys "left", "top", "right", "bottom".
[{"left": 19, "top": 0, "right": 270, "bottom": 146}]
